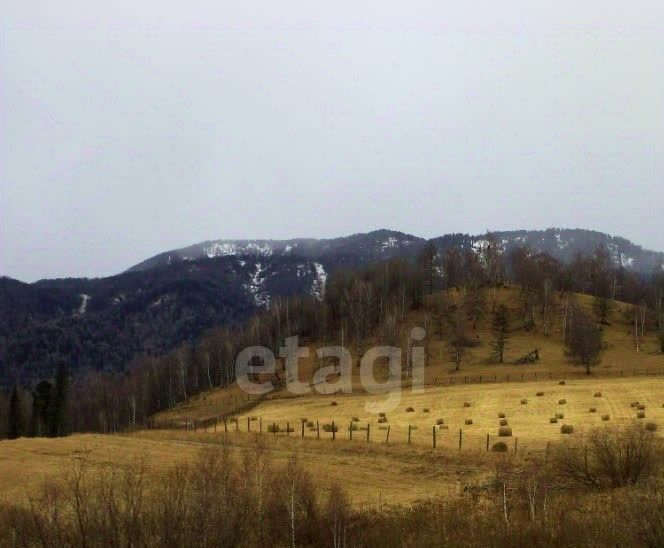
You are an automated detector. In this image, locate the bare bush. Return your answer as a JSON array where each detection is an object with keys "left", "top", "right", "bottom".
[{"left": 554, "top": 423, "right": 659, "bottom": 488}]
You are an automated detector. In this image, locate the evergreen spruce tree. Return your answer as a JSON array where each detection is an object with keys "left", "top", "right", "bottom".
[
  {"left": 8, "top": 385, "right": 23, "bottom": 440},
  {"left": 48, "top": 362, "right": 69, "bottom": 437},
  {"left": 32, "top": 381, "right": 53, "bottom": 437},
  {"left": 489, "top": 305, "right": 510, "bottom": 363}
]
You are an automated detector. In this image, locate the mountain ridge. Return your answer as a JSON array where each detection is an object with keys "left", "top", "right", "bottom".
[{"left": 128, "top": 227, "right": 664, "bottom": 274}]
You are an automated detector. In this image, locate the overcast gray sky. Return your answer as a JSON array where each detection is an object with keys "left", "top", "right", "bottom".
[{"left": 2, "top": 1, "right": 663, "bottom": 282}]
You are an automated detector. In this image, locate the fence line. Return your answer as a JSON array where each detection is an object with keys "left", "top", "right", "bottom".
[
  {"left": 148, "top": 415, "right": 564, "bottom": 455},
  {"left": 429, "top": 367, "right": 664, "bottom": 387}
]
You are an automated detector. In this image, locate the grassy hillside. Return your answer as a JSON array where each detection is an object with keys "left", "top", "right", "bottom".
[{"left": 154, "top": 287, "right": 664, "bottom": 425}]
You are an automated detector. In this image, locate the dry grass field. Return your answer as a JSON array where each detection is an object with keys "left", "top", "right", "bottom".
[
  {"left": 0, "top": 430, "right": 482, "bottom": 508},
  {"left": 4, "top": 374, "right": 663, "bottom": 510}
]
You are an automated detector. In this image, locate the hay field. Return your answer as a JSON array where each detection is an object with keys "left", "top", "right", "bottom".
[{"left": 234, "top": 376, "right": 664, "bottom": 453}]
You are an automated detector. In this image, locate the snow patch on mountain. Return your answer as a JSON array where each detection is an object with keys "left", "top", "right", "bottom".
[
  {"left": 311, "top": 262, "right": 327, "bottom": 301},
  {"left": 75, "top": 294, "right": 90, "bottom": 315},
  {"left": 245, "top": 262, "right": 269, "bottom": 307},
  {"left": 204, "top": 241, "right": 274, "bottom": 258}
]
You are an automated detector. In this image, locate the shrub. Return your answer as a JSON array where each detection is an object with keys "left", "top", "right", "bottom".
[
  {"left": 405, "top": 407, "right": 415, "bottom": 412},
  {"left": 377, "top": 417, "right": 387, "bottom": 424},
  {"left": 322, "top": 423, "right": 338, "bottom": 433},
  {"left": 536, "top": 391, "right": 544, "bottom": 396},
  {"left": 492, "top": 441, "right": 508, "bottom": 452},
  {"left": 520, "top": 399, "right": 528, "bottom": 405},
  {"left": 602, "top": 415, "right": 610, "bottom": 421},
  {"left": 423, "top": 408, "right": 430, "bottom": 413},
  {"left": 559, "top": 399, "right": 567, "bottom": 405},
  {"left": 594, "top": 392, "right": 602, "bottom": 397},
  {"left": 330, "top": 401, "right": 338, "bottom": 407},
  {"left": 637, "top": 404, "right": 646, "bottom": 410},
  {"left": 589, "top": 407, "right": 597, "bottom": 413},
  {"left": 550, "top": 417, "right": 558, "bottom": 423},
  {"left": 300, "top": 417, "right": 308, "bottom": 423},
  {"left": 637, "top": 412, "right": 646, "bottom": 419},
  {"left": 554, "top": 423, "right": 658, "bottom": 488},
  {"left": 463, "top": 402, "right": 471, "bottom": 408},
  {"left": 499, "top": 419, "right": 508, "bottom": 426},
  {"left": 498, "top": 412, "right": 506, "bottom": 418},
  {"left": 465, "top": 419, "right": 473, "bottom": 425},
  {"left": 645, "top": 422, "right": 658, "bottom": 432},
  {"left": 352, "top": 417, "right": 360, "bottom": 422},
  {"left": 436, "top": 418, "right": 444, "bottom": 425},
  {"left": 561, "top": 425, "right": 574, "bottom": 434},
  {"left": 631, "top": 402, "right": 641, "bottom": 408},
  {"left": 559, "top": 380, "right": 566, "bottom": 385},
  {"left": 498, "top": 426, "right": 512, "bottom": 437},
  {"left": 378, "top": 412, "right": 386, "bottom": 418},
  {"left": 556, "top": 413, "right": 565, "bottom": 419}
]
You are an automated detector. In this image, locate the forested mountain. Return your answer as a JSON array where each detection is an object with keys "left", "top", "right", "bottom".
[
  {"left": 131, "top": 228, "right": 663, "bottom": 274},
  {"left": 128, "top": 229, "right": 424, "bottom": 272},
  {"left": 1, "top": 228, "right": 662, "bottom": 388},
  {"left": 0, "top": 255, "right": 330, "bottom": 387}
]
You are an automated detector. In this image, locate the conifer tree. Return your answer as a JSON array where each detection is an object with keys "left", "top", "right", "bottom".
[
  {"left": 8, "top": 385, "right": 23, "bottom": 440},
  {"left": 489, "top": 305, "right": 510, "bottom": 363},
  {"left": 48, "top": 361, "right": 69, "bottom": 437}
]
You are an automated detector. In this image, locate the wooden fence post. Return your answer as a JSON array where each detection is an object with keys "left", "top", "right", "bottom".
[
  {"left": 486, "top": 434, "right": 490, "bottom": 452},
  {"left": 287, "top": 422, "right": 290, "bottom": 436},
  {"left": 385, "top": 425, "right": 391, "bottom": 444},
  {"left": 432, "top": 425, "right": 436, "bottom": 448},
  {"left": 317, "top": 420, "right": 320, "bottom": 440},
  {"left": 259, "top": 417, "right": 262, "bottom": 434},
  {"left": 224, "top": 417, "right": 227, "bottom": 433},
  {"left": 273, "top": 422, "right": 276, "bottom": 436},
  {"left": 332, "top": 421, "right": 336, "bottom": 441},
  {"left": 301, "top": 420, "right": 305, "bottom": 438},
  {"left": 214, "top": 418, "right": 217, "bottom": 433},
  {"left": 247, "top": 417, "right": 250, "bottom": 432},
  {"left": 459, "top": 429, "right": 463, "bottom": 451},
  {"left": 408, "top": 425, "right": 411, "bottom": 444},
  {"left": 349, "top": 422, "right": 353, "bottom": 440},
  {"left": 367, "top": 423, "right": 370, "bottom": 442}
]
